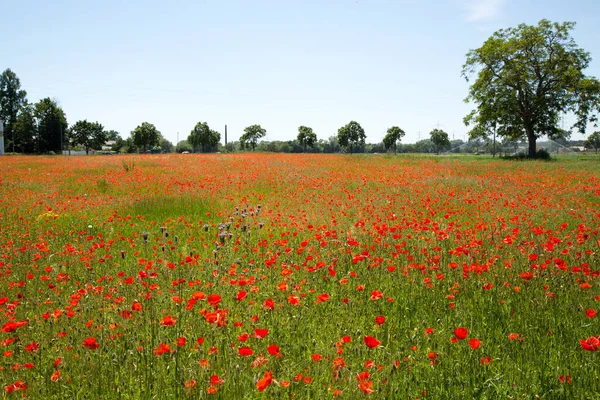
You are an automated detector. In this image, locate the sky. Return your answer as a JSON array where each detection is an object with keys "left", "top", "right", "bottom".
[{"left": 3, "top": 0, "right": 600, "bottom": 145}]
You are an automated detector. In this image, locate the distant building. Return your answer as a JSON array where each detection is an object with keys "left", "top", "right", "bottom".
[{"left": 102, "top": 141, "right": 116, "bottom": 151}]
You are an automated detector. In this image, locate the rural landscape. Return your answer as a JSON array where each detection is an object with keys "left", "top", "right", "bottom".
[{"left": 2, "top": 1, "right": 600, "bottom": 399}]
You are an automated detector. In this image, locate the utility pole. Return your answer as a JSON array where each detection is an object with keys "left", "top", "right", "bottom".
[
  {"left": 225, "top": 125, "right": 227, "bottom": 145},
  {"left": 60, "top": 123, "right": 63, "bottom": 155},
  {"left": 177, "top": 132, "right": 179, "bottom": 144}
]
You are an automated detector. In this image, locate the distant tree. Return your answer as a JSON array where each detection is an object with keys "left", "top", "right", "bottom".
[
  {"left": 188, "top": 122, "right": 220, "bottom": 152},
  {"left": 159, "top": 136, "right": 175, "bottom": 153},
  {"left": 240, "top": 124, "right": 266, "bottom": 151},
  {"left": 13, "top": 104, "right": 36, "bottom": 153},
  {"left": 105, "top": 130, "right": 121, "bottom": 141},
  {"left": 34, "top": 98, "right": 67, "bottom": 153},
  {"left": 429, "top": 129, "right": 450, "bottom": 154},
  {"left": 131, "top": 122, "right": 160, "bottom": 153},
  {"left": 70, "top": 120, "right": 106, "bottom": 155},
  {"left": 585, "top": 131, "right": 600, "bottom": 153},
  {"left": 337, "top": 121, "right": 366, "bottom": 154},
  {"left": 0, "top": 69, "right": 28, "bottom": 153},
  {"left": 383, "top": 126, "right": 405, "bottom": 154},
  {"left": 176, "top": 140, "right": 193, "bottom": 153},
  {"left": 297, "top": 126, "right": 317, "bottom": 152},
  {"left": 463, "top": 20, "right": 600, "bottom": 157}
]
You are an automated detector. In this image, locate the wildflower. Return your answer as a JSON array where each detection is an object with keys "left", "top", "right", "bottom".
[{"left": 364, "top": 336, "right": 381, "bottom": 349}]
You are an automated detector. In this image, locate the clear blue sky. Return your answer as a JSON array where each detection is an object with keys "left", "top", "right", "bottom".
[{"left": 3, "top": 0, "right": 600, "bottom": 144}]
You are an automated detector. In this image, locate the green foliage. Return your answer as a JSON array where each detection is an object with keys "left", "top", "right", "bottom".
[
  {"left": 188, "top": 122, "right": 220, "bottom": 152},
  {"left": 0, "top": 69, "right": 28, "bottom": 152},
  {"left": 33, "top": 98, "right": 68, "bottom": 154},
  {"left": 463, "top": 19, "right": 600, "bottom": 157},
  {"left": 297, "top": 126, "right": 317, "bottom": 151},
  {"left": 70, "top": 120, "right": 106, "bottom": 155},
  {"left": 176, "top": 140, "right": 193, "bottom": 153},
  {"left": 131, "top": 122, "right": 161, "bottom": 153},
  {"left": 337, "top": 121, "right": 366, "bottom": 154},
  {"left": 240, "top": 124, "right": 266, "bottom": 151},
  {"left": 159, "top": 137, "right": 175, "bottom": 153},
  {"left": 12, "top": 104, "right": 36, "bottom": 153},
  {"left": 383, "top": 126, "right": 405, "bottom": 154},
  {"left": 584, "top": 131, "right": 600, "bottom": 153},
  {"left": 105, "top": 130, "right": 121, "bottom": 141},
  {"left": 429, "top": 129, "right": 450, "bottom": 154}
]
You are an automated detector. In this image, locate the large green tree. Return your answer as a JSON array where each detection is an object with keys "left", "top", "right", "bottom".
[
  {"left": 70, "top": 120, "right": 106, "bottom": 155},
  {"left": 0, "top": 69, "right": 28, "bottom": 152},
  {"left": 240, "top": 124, "right": 266, "bottom": 151},
  {"left": 585, "top": 131, "right": 600, "bottom": 153},
  {"left": 188, "top": 122, "right": 220, "bottom": 152},
  {"left": 383, "top": 126, "right": 405, "bottom": 154},
  {"left": 462, "top": 20, "right": 600, "bottom": 157},
  {"left": 12, "top": 104, "right": 36, "bottom": 153},
  {"left": 429, "top": 129, "right": 450, "bottom": 154},
  {"left": 34, "top": 98, "right": 67, "bottom": 153},
  {"left": 131, "top": 122, "right": 160, "bottom": 153},
  {"left": 297, "top": 126, "right": 317, "bottom": 152},
  {"left": 337, "top": 121, "right": 366, "bottom": 154}
]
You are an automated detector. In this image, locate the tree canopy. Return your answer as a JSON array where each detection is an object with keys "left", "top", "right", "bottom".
[
  {"left": 34, "top": 98, "right": 68, "bottom": 154},
  {"left": 188, "top": 122, "right": 220, "bottom": 152},
  {"left": 0, "top": 69, "right": 28, "bottom": 152},
  {"left": 71, "top": 120, "right": 106, "bottom": 154},
  {"left": 585, "top": 131, "right": 600, "bottom": 153},
  {"left": 429, "top": 129, "right": 450, "bottom": 154},
  {"left": 297, "top": 126, "right": 317, "bottom": 152},
  {"left": 462, "top": 19, "right": 600, "bottom": 157},
  {"left": 131, "top": 122, "right": 161, "bottom": 153},
  {"left": 337, "top": 121, "right": 366, "bottom": 154},
  {"left": 240, "top": 124, "right": 266, "bottom": 151},
  {"left": 383, "top": 126, "right": 405, "bottom": 154}
]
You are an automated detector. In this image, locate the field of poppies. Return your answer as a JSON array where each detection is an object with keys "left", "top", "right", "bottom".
[{"left": 0, "top": 153, "right": 599, "bottom": 399}]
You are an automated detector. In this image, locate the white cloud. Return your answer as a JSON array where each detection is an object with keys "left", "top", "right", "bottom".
[{"left": 465, "top": 0, "right": 506, "bottom": 22}]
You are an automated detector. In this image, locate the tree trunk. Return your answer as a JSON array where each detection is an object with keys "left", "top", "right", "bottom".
[{"left": 526, "top": 127, "right": 537, "bottom": 157}]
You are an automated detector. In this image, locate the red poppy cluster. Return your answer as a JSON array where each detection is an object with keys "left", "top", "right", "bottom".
[{"left": 0, "top": 154, "right": 598, "bottom": 397}]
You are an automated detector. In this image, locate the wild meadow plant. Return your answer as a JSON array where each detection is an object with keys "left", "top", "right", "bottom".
[{"left": 0, "top": 153, "right": 598, "bottom": 398}]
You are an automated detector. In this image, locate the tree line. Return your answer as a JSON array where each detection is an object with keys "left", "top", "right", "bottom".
[{"left": 2, "top": 20, "right": 600, "bottom": 157}]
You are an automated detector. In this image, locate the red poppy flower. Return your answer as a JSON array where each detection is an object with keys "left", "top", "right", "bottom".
[
  {"left": 2, "top": 320, "right": 27, "bottom": 333},
  {"left": 82, "top": 337, "right": 99, "bottom": 350},
  {"left": 267, "top": 344, "right": 281, "bottom": 357},
  {"left": 207, "top": 294, "right": 221, "bottom": 306},
  {"left": 480, "top": 356, "right": 492, "bottom": 365},
  {"left": 586, "top": 309, "right": 597, "bottom": 318},
  {"left": 153, "top": 343, "right": 171, "bottom": 356},
  {"left": 210, "top": 375, "right": 223, "bottom": 386},
  {"left": 370, "top": 290, "right": 383, "bottom": 301},
  {"left": 341, "top": 336, "right": 351, "bottom": 343},
  {"left": 263, "top": 298, "right": 275, "bottom": 310},
  {"left": 236, "top": 290, "right": 247, "bottom": 301},
  {"left": 469, "top": 338, "right": 482, "bottom": 349},
  {"left": 256, "top": 370, "right": 273, "bottom": 392},
  {"left": 238, "top": 346, "right": 254, "bottom": 356},
  {"left": 364, "top": 336, "right": 381, "bottom": 349},
  {"left": 580, "top": 336, "right": 600, "bottom": 352},
  {"left": 160, "top": 315, "right": 176, "bottom": 326},
  {"left": 254, "top": 328, "right": 269, "bottom": 339},
  {"left": 312, "top": 353, "right": 322, "bottom": 362},
  {"left": 375, "top": 316, "right": 386, "bottom": 325},
  {"left": 453, "top": 328, "right": 468, "bottom": 340}
]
